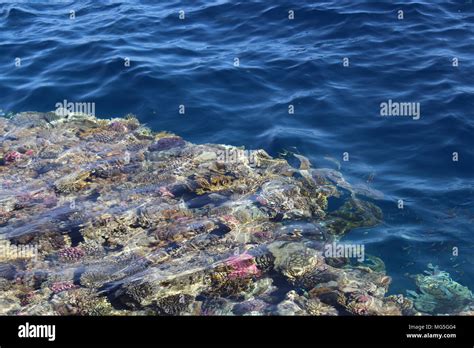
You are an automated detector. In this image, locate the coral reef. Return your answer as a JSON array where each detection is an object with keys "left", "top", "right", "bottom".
[{"left": 0, "top": 111, "right": 470, "bottom": 316}]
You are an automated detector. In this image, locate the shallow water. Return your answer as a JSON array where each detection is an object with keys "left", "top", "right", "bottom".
[{"left": 0, "top": 1, "right": 473, "bottom": 300}]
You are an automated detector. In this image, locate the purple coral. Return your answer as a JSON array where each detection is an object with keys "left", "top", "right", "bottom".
[
  {"left": 225, "top": 253, "right": 260, "bottom": 279},
  {"left": 253, "top": 230, "right": 272, "bottom": 240},
  {"left": 256, "top": 195, "right": 268, "bottom": 206},
  {"left": 50, "top": 281, "right": 77, "bottom": 294},
  {"left": 58, "top": 246, "right": 85, "bottom": 262},
  {"left": 4, "top": 151, "right": 21, "bottom": 163},
  {"left": 149, "top": 137, "right": 185, "bottom": 152},
  {"left": 158, "top": 186, "right": 175, "bottom": 198},
  {"left": 221, "top": 215, "right": 239, "bottom": 227},
  {"left": 355, "top": 294, "right": 371, "bottom": 303},
  {"left": 42, "top": 194, "right": 58, "bottom": 208}
]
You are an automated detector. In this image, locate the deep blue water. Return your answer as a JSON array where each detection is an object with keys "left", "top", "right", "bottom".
[{"left": 0, "top": 0, "right": 473, "bottom": 295}]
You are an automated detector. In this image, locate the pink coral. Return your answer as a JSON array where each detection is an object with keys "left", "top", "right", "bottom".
[
  {"left": 4, "top": 151, "right": 21, "bottom": 163},
  {"left": 356, "top": 294, "right": 371, "bottom": 303},
  {"left": 58, "top": 246, "right": 85, "bottom": 262},
  {"left": 50, "top": 281, "right": 77, "bottom": 294},
  {"left": 42, "top": 194, "right": 58, "bottom": 208},
  {"left": 256, "top": 195, "right": 268, "bottom": 206},
  {"left": 254, "top": 230, "right": 272, "bottom": 240},
  {"left": 221, "top": 215, "right": 239, "bottom": 227},
  {"left": 158, "top": 186, "right": 175, "bottom": 198},
  {"left": 353, "top": 306, "right": 369, "bottom": 315},
  {"left": 225, "top": 253, "right": 260, "bottom": 279}
]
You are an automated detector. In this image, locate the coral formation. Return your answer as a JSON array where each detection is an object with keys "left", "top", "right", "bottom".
[
  {"left": 407, "top": 264, "right": 473, "bottom": 314},
  {"left": 0, "top": 112, "right": 471, "bottom": 316}
]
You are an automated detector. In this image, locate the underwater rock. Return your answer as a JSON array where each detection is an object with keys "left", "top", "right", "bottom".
[{"left": 0, "top": 263, "right": 17, "bottom": 280}]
